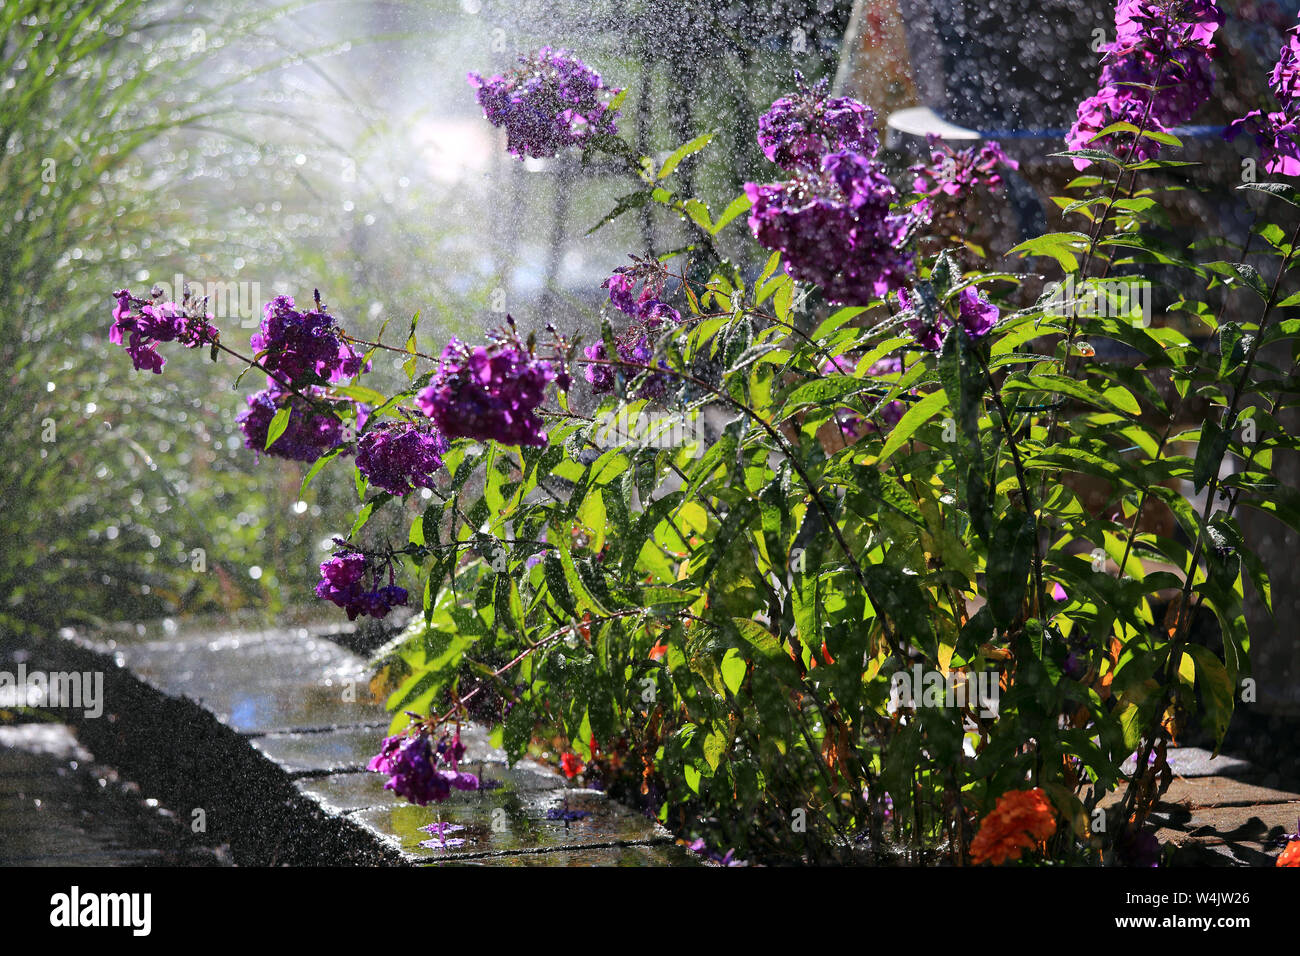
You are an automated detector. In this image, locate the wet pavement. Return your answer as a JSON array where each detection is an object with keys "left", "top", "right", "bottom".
[
  {"left": 10, "top": 619, "right": 695, "bottom": 866},
  {"left": 0, "top": 722, "right": 230, "bottom": 866}
]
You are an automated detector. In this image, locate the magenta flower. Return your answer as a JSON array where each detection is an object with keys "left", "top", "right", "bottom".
[
  {"left": 746, "top": 149, "right": 912, "bottom": 306},
  {"left": 236, "top": 384, "right": 347, "bottom": 463},
  {"left": 469, "top": 48, "right": 620, "bottom": 160},
  {"left": 109, "top": 289, "right": 218, "bottom": 374},
  {"left": 416, "top": 335, "right": 556, "bottom": 447},
  {"left": 757, "top": 76, "right": 879, "bottom": 171},
  {"left": 1067, "top": 0, "right": 1223, "bottom": 168},
  {"left": 957, "top": 287, "right": 999, "bottom": 338},
  {"left": 249, "top": 294, "right": 364, "bottom": 390},
  {"left": 1225, "top": 19, "right": 1300, "bottom": 175},
  {"left": 355, "top": 420, "right": 449, "bottom": 496},
  {"left": 314, "top": 547, "right": 408, "bottom": 620},
  {"left": 368, "top": 731, "right": 480, "bottom": 807}
]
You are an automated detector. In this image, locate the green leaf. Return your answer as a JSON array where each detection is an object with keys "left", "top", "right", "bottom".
[
  {"left": 720, "top": 648, "right": 746, "bottom": 696},
  {"left": 265, "top": 406, "right": 292, "bottom": 451},
  {"left": 1238, "top": 181, "right": 1300, "bottom": 208},
  {"left": 710, "top": 193, "right": 752, "bottom": 235},
  {"left": 658, "top": 132, "right": 713, "bottom": 180},
  {"left": 878, "top": 389, "right": 949, "bottom": 463},
  {"left": 1008, "top": 231, "right": 1091, "bottom": 272},
  {"left": 1184, "top": 645, "right": 1234, "bottom": 749},
  {"left": 587, "top": 189, "right": 653, "bottom": 235}
]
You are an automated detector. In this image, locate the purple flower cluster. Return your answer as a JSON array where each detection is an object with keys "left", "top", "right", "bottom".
[
  {"left": 250, "top": 294, "right": 364, "bottom": 389},
  {"left": 899, "top": 286, "right": 1000, "bottom": 351},
  {"left": 110, "top": 289, "right": 218, "bottom": 374},
  {"left": 236, "top": 385, "right": 347, "bottom": 462},
  {"left": 603, "top": 263, "right": 682, "bottom": 329},
  {"left": 355, "top": 420, "right": 449, "bottom": 496},
  {"left": 468, "top": 47, "right": 621, "bottom": 160},
  {"left": 315, "top": 547, "right": 408, "bottom": 620},
  {"left": 415, "top": 335, "right": 556, "bottom": 447},
  {"left": 1225, "top": 21, "right": 1300, "bottom": 175},
  {"left": 746, "top": 149, "right": 913, "bottom": 305},
  {"left": 1067, "top": 0, "right": 1223, "bottom": 169},
  {"left": 585, "top": 262, "right": 683, "bottom": 400},
  {"left": 368, "top": 730, "right": 479, "bottom": 806},
  {"left": 583, "top": 332, "right": 670, "bottom": 400},
  {"left": 910, "top": 136, "right": 1019, "bottom": 201},
  {"left": 757, "top": 74, "right": 879, "bottom": 171}
]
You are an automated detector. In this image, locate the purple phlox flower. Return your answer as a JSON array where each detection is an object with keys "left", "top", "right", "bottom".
[
  {"left": 236, "top": 383, "right": 348, "bottom": 463},
  {"left": 108, "top": 288, "right": 218, "bottom": 374},
  {"left": 367, "top": 729, "right": 480, "bottom": 807},
  {"left": 584, "top": 329, "right": 671, "bottom": 400},
  {"left": 249, "top": 294, "right": 361, "bottom": 390},
  {"left": 911, "top": 136, "right": 1019, "bottom": 200},
  {"left": 957, "top": 286, "right": 999, "bottom": 338},
  {"left": 745, "top": 148, "right": 911, "bottom": 306},
  {"left": 469, "top": 47, "right": 621, "bottom": 159},
  {"left": 355, "top": 419, "right": 449, "bottom": 496},
  {"left": 415, "top": 333, "right": 556, "bottom": 447},
  {"left": 1225, "top": 21, "right": 1300, "bottom": 175},
  {"left": 315, "top": 546, "right": 408, "bottom": 621},
  {"left": 1068, "top": 0, "right": 1224, "bottom": 169},
  {"left": 757, "top": 72, "right": 879, "bottom": 171}
]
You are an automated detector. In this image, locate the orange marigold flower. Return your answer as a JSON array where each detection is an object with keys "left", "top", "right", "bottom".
[
  {"left": 1278, "top": 841, "right": 1300, "bottom": 867},
  {"left": 970, "top": 787, "right": 1057, "bottom": 866}
]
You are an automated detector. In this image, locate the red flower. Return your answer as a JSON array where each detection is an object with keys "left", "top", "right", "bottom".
[
  {"left": 561, "top": 753, "right": 585, "bottom": 779},
  {"left": 649, "top": 642, "right": 668, "bottom": 661}
]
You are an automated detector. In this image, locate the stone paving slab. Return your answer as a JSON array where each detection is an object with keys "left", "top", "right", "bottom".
[
  {"left": 295, "top": 760, "right": 566, "bottom": 814},
  {"left": 252, "top": 726, "right": 390, "bottom": 776},
  {"left": 1118, "top": 746, "right": 1254, "bottom": 778},
  {"left": 37, "top": 621, "right": 696, "bottom": 866},
  {"left": 433, "top": 843, "right": 699, "bottom": 867},
  {"left": 105, "top": 630, "right": 388, "bottom": 733},
  {"left": 347, "top": 787, "right": 673, "bottom": 862}
]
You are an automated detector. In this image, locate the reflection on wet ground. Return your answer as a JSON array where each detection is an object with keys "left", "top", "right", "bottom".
[{"left": 0, "top": 723, "right": 231, "bottom": 867}]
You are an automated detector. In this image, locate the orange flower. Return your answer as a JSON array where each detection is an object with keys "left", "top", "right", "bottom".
[
  {"left": 1278, "top": 841, "right": 1300, "bottom": 867},
  {"left": 649, "top": 642, "right": 668, "bottom": 662},
  {"left": 969, "top": 787, "right": 1057, "bottom": 865}
]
